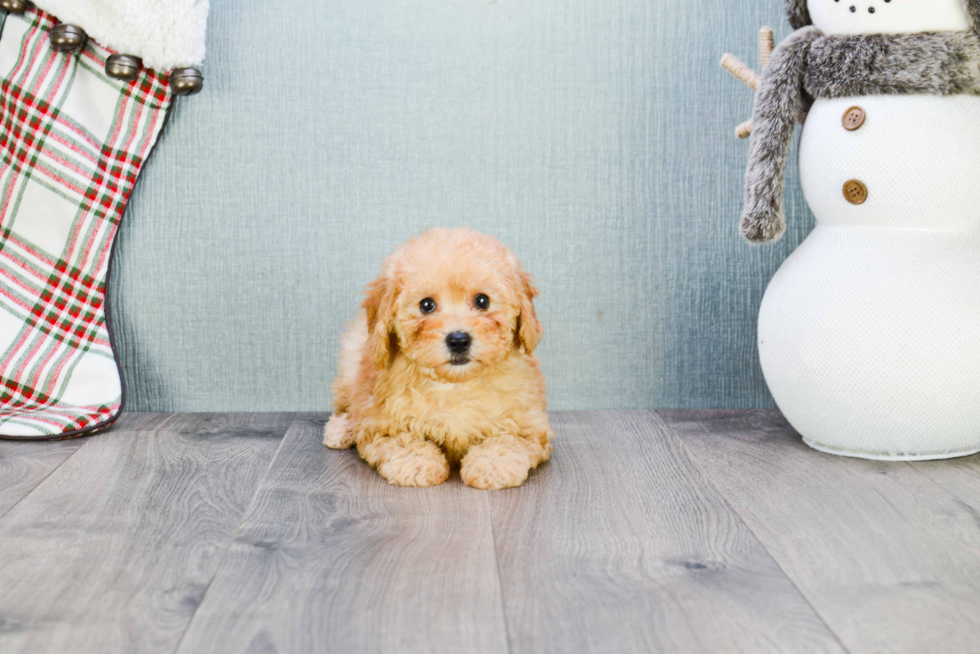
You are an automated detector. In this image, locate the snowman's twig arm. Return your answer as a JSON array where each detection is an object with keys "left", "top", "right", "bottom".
[
  {"left": 721, "top": 27, "right": 775, "bottom": 139},
  {"left": 721, "top": 54, "right": 760, "bottom": 90},
  {"left": 741, "top": 26, "right": 821, "bottom": 243}
]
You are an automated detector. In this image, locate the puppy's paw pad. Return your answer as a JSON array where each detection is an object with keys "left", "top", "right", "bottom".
[
  {"left": 378, "top": 452, "right": 450, "bottom": 488},
  {"left": 461, "top": 448, "right": 533, "bottom": 490},
  {"left": 323, "top": 415, "right": 355, "bottom": 449}
]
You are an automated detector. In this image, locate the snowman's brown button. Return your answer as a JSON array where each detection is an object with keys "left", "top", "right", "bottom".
[
  {"left": 844, "top": 180, "right": 868, "bottom": 205},
  {"left": 842, "top": 106, "right": 866, "bottom": 131}
]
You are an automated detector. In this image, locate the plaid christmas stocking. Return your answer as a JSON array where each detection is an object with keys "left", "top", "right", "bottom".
[{"left": 0, "top": 3, "right": 205, "bottom": 439}]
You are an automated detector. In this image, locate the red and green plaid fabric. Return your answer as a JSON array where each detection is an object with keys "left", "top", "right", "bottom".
[{"left": 0, "top": 7, "right": 172, "bottom": 438}]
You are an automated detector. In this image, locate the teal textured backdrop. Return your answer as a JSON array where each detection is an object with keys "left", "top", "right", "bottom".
[{"left": 107, "top": 0, "right": 814, "bottom": 411}]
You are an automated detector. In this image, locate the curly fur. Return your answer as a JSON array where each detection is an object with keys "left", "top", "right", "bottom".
[{"left": 323, "top": 228, "right": 553, "bottom": 490}]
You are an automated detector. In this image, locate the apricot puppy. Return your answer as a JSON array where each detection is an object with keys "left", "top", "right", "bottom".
[{"left": 323, "top": 228, "right": 552, "bottom": 489}]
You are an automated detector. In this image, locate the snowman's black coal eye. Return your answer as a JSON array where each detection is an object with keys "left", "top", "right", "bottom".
[
  {"left": 420, "top": 298, "right": 436, "bottom": 314},
  {"left": 474, "top": 294, "right": 490, "bottom": 310}
]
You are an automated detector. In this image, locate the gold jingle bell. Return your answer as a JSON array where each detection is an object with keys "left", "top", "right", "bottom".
[
  {"left": 106, "top": 54, "right": 142, "bottom": 81},
  {"left": 0, "top": 0, "right": 29, "bottom": 15},
  {"left": 50, "top": 23, "right": 87, "bottom": 53},
  {"left": 168, "top": 68, "right": 204, "bottom": 96}
]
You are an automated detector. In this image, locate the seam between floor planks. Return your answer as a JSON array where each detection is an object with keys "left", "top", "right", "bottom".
[
  {"left": 485, "top": 491, "right": 515, "bottom": 654},
  {"left": 654, "top": 411, "right": 853, "bottom": 654},
  {"left": 168, "top": 413, "right": 300, "bottom": 654},
  {"left": 904, "top": 459, "right": 980, "bottom": 518},
  {"left": 0, "top": 438, "right": 91, "bottom": 522}
]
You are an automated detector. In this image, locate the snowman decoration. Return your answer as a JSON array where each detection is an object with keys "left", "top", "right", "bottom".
[{"left": 725, "top": 0, "right": 980, "bottom": 459}]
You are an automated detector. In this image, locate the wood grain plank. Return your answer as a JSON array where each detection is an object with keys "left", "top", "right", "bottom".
[
  {"left": 0, "top": 412, "right": 293, "bottom": 654},
  {"left": 176, "top": 415, "right": 509, "bottom": 654},
  {"left": 489, "top": 411, "right": 844, "bottom": 654},
  {"left": 662, "top": 410, "right": 980, "bottom": 654},
  {"left": 0, "top": 434, "right": 86, "bottom": 519},
  {"left": 910, "top": 457, "right": 980, "bottom": 515}
]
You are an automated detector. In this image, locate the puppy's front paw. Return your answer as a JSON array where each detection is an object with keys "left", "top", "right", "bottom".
[
  {"left": 461, "top": 435, "right": 537, "bottom": 490},
  {"left": 378, "top": 443, "right": 449, "bottom": 488},
  {"left": 323, "top": 414, "right": 355, "bottom": 449},
  {"left": 357, "top": 433, "right": 450, "bottom": 487}
]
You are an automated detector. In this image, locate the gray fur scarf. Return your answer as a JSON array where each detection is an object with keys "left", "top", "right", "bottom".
[{"left": 741, "top": 27, "right": 980, "bottom": 242}]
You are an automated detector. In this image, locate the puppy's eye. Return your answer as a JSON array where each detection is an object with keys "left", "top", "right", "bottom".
[
  {"left": 419, "top": 298, "right": 436, "bottom": 314},
  {"left": 474, "top": 294, "right": 490, "bottom": 310}
]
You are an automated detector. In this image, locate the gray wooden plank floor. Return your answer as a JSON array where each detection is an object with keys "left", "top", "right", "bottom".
[
  {"left": 2, "top": 410, "right": 980, "bottom": 653},
  {"left": 661, "top": 410, "right": 980, "bottom": 654},
  {"left": 0, "top": 413, "right": 292, "bottom": 654},
  {"left": 0, "top": 437, "right": 82, "bottom": 519},
  {"left": 489, "top": 411, "right": 843, "bottom": 654},
  {"left": 176, "top": 415, "right": 509, "bottom": 654}
]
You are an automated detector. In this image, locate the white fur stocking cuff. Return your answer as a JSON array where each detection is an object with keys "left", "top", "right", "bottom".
[{"left": 31, "top": 0, "right": 209, "bottom": 71}]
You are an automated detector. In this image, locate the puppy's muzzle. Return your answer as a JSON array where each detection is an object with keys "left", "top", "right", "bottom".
[{"left": 446, "top": 331, "right": 472, "bottom": 364}]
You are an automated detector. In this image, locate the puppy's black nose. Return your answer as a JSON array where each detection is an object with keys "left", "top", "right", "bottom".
[{"left": 446, "top": 331, "right": 472, "bottom": 354}]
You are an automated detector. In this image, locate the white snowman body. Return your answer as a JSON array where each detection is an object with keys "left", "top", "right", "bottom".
[{"left": 758, "top": 0, "right": 980, "bottom": 459}]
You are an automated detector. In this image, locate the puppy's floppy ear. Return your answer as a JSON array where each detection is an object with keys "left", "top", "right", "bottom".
[
  {"left": 515, "top": 270, "right": 543, "bottom": 354},
  {"left": 362, "top": 273, "right": 399, "bottom": 369}
]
